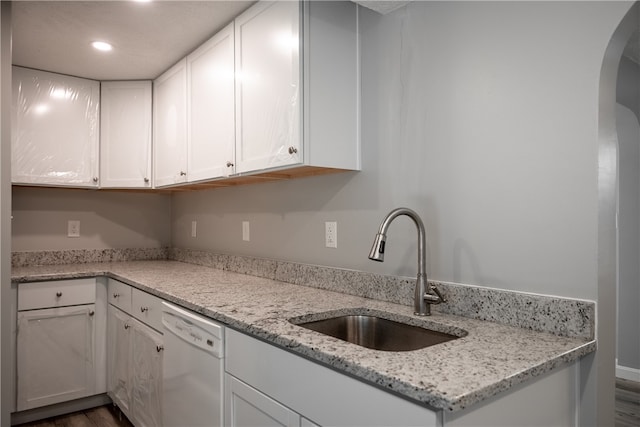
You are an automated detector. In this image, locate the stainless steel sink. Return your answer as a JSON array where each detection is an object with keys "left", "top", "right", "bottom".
[{"left": 294, "top": 314, "right": 460, "bottom": 351}]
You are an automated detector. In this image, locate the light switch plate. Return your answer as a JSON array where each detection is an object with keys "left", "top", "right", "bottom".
[{"left": 242, "top": 221, "right": 250, "bottom": 241}]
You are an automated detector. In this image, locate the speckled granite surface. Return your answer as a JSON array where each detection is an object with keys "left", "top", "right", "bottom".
[
  {"left": 11, "top": 247, "right": 169, "bottom": 267},
  {"left": 170, "top": 248, "right": 594, "bottom": 339},
  {"left": 13, "top": 247, "right": 595, "bottom": 339},
  {"left": 11, "top": 260, "right": 596, "bottom": 412}
]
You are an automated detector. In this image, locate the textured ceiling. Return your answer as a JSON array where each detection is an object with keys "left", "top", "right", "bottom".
[
  {"left": 12, "top": 1, "right": 640, "bottom": 80},
  {"left": 11, "top": 0, "right": 255, "bottom": 81}
]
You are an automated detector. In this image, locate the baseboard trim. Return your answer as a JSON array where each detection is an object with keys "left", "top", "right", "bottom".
[
  {"left": 616, "top": 362, "right": 640, "bottom": 382},
  {"left": 10, "top": 394, "right": 111, "bottom": 426}
]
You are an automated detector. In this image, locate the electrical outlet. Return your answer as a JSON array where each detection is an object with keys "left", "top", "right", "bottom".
[
  {"left": 325, "top": 221, "right": 337, "bottom": 248},
  {"left": 191, "top": 221, "right": 197, "bottom": 238},
  {"left": 242, "top": 221, "right": 250, "bottom": 241},
  {"left": 68, "top": 220, "right": 80, "bottom": 238}
]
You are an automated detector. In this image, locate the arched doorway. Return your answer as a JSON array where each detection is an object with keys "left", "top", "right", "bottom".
[
  {"left": 598, "top": 2, "right": 639, "bottom": 426},
  {"left": 616, "top": 88, "right": 640, "bottom": 383}
]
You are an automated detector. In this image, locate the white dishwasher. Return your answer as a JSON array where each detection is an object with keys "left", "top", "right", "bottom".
[{"left": 162, "top": 302, "right": 224, "bottom": 427}]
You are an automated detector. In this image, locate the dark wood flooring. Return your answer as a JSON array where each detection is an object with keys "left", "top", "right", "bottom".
[
  {"left": 15, "top": 405, "right": 133, "bottom": 427},
  {"left": 616, "top": 377, "right": 640, "bottom": 427},
  {"left": 13, "top": 378, "right": 640, "bottom": 427}
]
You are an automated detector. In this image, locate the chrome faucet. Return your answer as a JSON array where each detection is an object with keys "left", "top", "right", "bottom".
[{"left": 369, "top": 207, "right": 446, "bottom": 316}]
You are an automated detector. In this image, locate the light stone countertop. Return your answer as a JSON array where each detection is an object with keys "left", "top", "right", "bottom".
[{"left": 12, "top": 260, "right": 596, "bottom": 412}]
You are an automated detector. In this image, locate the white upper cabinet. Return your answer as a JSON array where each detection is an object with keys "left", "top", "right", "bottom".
[
  {"left": 154, "top": 59, "right": 188, "bottom": 188},
  {"left": 11, "top": 0, "right": 359, "bottom": 191},
  {"left": 153, "top": 0, "right": 358, "bottom": 187},
  {"left": 302, "top": 1, "right": 360, "bottom": 171},
  {"left": 187, "top": 22, "right": 236, "bottom": 182},
  {"left": 234, "top": 0, "right": 360, "bottom": 175},
  {"left": 100, "top": 81, "right": 152, "bottom": 189},
  {"left": 234, "top": 1, "right": 301, "bottom": 173},
  {"left": 12, "top": 66, "right": 100, "bottom": 188}
]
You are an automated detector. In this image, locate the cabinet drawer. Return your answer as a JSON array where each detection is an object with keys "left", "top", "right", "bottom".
[
  {"left": 131, "top": 288, "right": 163, "bottom": 332},
  {"left": 108, "top": 279, "right": 132, "bottom": 313},
  {"left": 18, "top": 278, "right": 96, "bottom": 311}
]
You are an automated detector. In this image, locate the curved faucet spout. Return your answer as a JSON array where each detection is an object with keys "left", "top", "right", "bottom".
[{"left": 368, "top": 207, "right": 446, "bottom": 316}]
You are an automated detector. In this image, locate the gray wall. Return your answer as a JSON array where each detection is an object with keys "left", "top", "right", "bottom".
[
  {"left": 11, "top": 186, "right": 172, "bottom": 251},
  {"left": 617, "top": 103, "right": 640, "bottom": 371},
  {"left": 173, "top": 1, "right": 627, "bottom": 300},
  {"left": 1, "top": 3, "right": 11, "bottom": 425},
  {"left": 618, "top": 56, "right": 640, "bottom": 118},
  {"left": 171, "top": 4, "right": 632, "bottom": 423}
]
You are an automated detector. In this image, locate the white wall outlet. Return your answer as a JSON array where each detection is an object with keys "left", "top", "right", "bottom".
[
  {"left": 67, "top": 220, "right": 80, "bottom": 238},
  {"left": 325, "top": 221, "right": 337, "bottom": 248},
  {"left": 242, "top": 221, "right": 250, "bottom": 241},
  {"left": 191, "top": 221, "right": 197, "bottom": 238}
]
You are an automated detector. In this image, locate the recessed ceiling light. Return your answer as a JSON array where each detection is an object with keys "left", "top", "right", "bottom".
[{"left": 91, "top": 41, "right": 113, "bottom": 52}]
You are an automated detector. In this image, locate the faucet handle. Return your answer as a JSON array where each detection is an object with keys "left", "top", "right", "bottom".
[{"left": 428, "top": 283, "right": 446, "bottom": 303}]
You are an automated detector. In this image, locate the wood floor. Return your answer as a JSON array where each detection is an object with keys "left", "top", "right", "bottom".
[
  {"left": 13, "top": 378, "right": 640, "bottom": 427},
  {"left": 616, "top": 377, "right": 640, "bottom": 427},
  {"left": 15, "top": 406, "right": 133, "bottom": 427}
]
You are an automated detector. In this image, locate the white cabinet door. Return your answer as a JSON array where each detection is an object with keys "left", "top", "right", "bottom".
[
  {"left": 100, "top": 81, "right": 152, "bottom": 188},
  {"left": 17, "top": 305, "right": 97, "bottom": 410},
  {"left": 234, "top": 1, "right": 301, "bottom": 174},
  {"left": 107, "top": 305, "right": 132, "bottom": 414},
  {"left": 108, "top": 302, "right": 163, "bottom": 427},
  {"left": 301, "top": 418, "right": 320, "bottom": 427},
  {"left": 12, "top": 66, "right": 100, "bottom": 187},
  {"left": 154, "top": 59, "right": 188, "bottom": 187},
  {"left": 187, "top": 22, "right": 236, "bottom": 181},
  {"left": 225, "top": 374, "right": 300, "bottom": 427},
  {"left": 226, "top": 329, "right": 438, "bottom": 427},
  {"left": 130, "top": 318, "right": 163, "bottom": 427}
]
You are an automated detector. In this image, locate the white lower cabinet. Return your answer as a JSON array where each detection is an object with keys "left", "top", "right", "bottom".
[
  {"left": 107, "top": 280, "right": 163, "bottom": 427},
  {"left": 225, "top": 329, "right": 439, "bottom": 427},
  {"left": 14, "top": 276, "right": 582, "bottom": 427},
  {"left": 226, "top": 374, "right": 318, "bottom": 427},
  {"left": 17, "top": 305, "right": 97, "bottom": 410},
  {"left": 108, "top": 305, "right": 132, "bottom": 414},
  {"left": 15, "top": 278, "right": 106, "bottom": 411},
  {"left": 130, "top": 318, "right": 163, "bottom": 427},
  {"left": 443, "top": 362, "right": 578, "bottom": 427}
]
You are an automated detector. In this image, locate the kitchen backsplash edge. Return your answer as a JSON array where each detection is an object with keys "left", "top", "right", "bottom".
[
  {"left": 11, "top": 247, "right": 594, "bottom": 340},
  {"left": 168, "top": 248, "right": 595, "bottom": 340},
  {"left": 11, "top": 247, "right": 170, "bottom": 267}
]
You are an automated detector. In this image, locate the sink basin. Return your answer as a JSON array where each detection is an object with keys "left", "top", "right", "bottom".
[{"left": 294, "top": 314, "right": 460, "bottom": 351}]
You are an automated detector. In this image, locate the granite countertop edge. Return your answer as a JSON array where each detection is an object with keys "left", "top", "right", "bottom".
[{"left": 11, "top": 261, "right": 596, "bottom": 413}]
